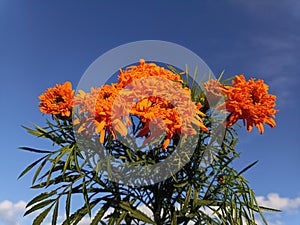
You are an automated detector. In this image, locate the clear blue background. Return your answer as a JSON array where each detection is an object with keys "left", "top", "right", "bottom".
[{"left": 0, "top": 1, "right": 299, "bottom": 224}]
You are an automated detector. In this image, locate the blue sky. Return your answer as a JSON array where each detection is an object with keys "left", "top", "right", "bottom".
[{"left": 0, "top": 0, "right": 299, "bottom": 224}]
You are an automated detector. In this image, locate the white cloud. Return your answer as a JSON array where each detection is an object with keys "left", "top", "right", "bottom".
[
  {"left": 77, "top": 217, "right": 92, "bottom": 225},
  {"left": 2, "top": 194, "right": 300, "bottom": 225},
  {"left": 256, "top": 193, "right": 300, "bottom": 212},
  {"left": 0, "top": 200, "right": 26, "bottom": 225}
]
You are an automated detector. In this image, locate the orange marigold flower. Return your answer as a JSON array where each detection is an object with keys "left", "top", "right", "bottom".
[
  {"left": 117, "top": 59, "right": 183, "bottom": 88},
  {"left": 115, "top": 75, "right": 208, "bottom": 150},
  {"left": 218, "top": 75, "right": 278, "bottom": 134},
  {"left": 204, "top": 79, "right": 223, "bottom": 105},
  {"left": 74, "top": 84, "right": 125, "bottom": 144},
  {"left": 39, "top": 81, "right": 74, "bottom": 118}
]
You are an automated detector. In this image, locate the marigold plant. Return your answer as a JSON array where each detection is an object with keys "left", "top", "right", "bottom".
[{"left": 20, "top": 59, "right": 279, "bottom": 225}]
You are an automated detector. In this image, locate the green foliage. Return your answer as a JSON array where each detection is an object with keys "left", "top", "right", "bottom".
[{"left": 19, "top": 117, "right": 278, "bottom": 225}]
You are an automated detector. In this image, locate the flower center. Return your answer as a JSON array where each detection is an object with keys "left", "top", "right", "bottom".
[
  {"left": 103, "top": 92, "right": 112, "bottom": 99},
  {"left": 55, "top": 96, "right": 65, "bottom": 104},
  {"left": 250, "top": 87, "right": 260, "bottom": 104}
]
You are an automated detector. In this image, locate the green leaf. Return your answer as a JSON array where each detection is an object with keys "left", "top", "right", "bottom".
[
  {"left": 46, "top": 144, "right": 73, "bottom": 185},
  {"left": 27, "top": 190, "right": 57, "bottom": 207},
  {"left": 237, "top": 160, "right": 259, "bottom": 176},
  {"left": 194, "top": 200, "right": 221, "bottom": 207},
  {"left": 82, "top": 178, "right": 91, "bottom": 217},
  {"left": 32, "top": 158, "right": 48, "bottom": 185},
  {"left": 18, "top": 146, "right": 52, "bottom": 154},
  {"left": 65, "top": 188, "right": 72, "bottom": 223},
  {"left": 52, "top": 201, "right": 59, "bottom": 225},
  {"left": 191, "top": 66, "right": 198, "bottom": 90},
  {"left": 217, "top": 70, "right": 225, "bottom": 82},
  {"left": 171, "top": 211, "right": 177, "bottom": 225},
  {"left": 259, "top": 206, "right": 281, "bottom": 212},
  {"left": 116, "top": 211, "right": 128, "bottom": 225},
  {"left": 90, "top": 203, "right": 110, "bottom": 225},
  {"left": 119, "top": 202, "right": 155, "bottom": 224},
  {"left": 22, "top": 125, "right": 45, "bottom": 137},
  {"left": 24, "top": 199, "right": 55, "bottom": 216},
  {"left": 18, "top": 155, "right": 47, "bottom": 179},
  {"left": 63, "top": 199, "right": 101, "bottom": 225},
  {"left": 173, "top": 180, "right": 188, "bottom": 188},
  {"left": 32, "top": 205, "right": 53, "bottom": 225},
  {"left": 63, "top": 148, "right": 73, "bottom": 173}
]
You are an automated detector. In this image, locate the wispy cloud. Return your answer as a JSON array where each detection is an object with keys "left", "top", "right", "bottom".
[
  {"left": 230, "top": 0, "right": 300, "bottom": 19},
  {"left": 227, "top": 0, "right": 300, "bottom": 109},
  {"left": 249, "top": 34, "right": 300, "bottom": 108},
  {"left": 0, "top": 200, "right": 26, "bottom": 225}
]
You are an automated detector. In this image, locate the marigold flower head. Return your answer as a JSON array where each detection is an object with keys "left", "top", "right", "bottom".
[
  {"left": 74, "top": 84, "right": 126, "bottom": 144},
  {"left": 204, "top": 79, "right": 223, "bottom": 105},
  {"left": 218, "top": 75, "right": 278, "bottom": 134},
  {"left": 39, "top": 81, "right": 74, "bottom": 118},
  {"left": 117, "top": 59, "right": 183, "bottom": 88},
  {"left": 114, "top": 75, "right": 208, "bottom": 150}
]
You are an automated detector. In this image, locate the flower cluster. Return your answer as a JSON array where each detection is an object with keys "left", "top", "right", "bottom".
[{"left": 38, "top": 59, "right": 208, "bottom": 150}]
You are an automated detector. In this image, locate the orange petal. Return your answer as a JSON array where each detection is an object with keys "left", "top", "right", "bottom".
[
  {"left": 95, "top": 121, "right": 106, "bottom": 133},
  {"left": 113, "top": 119, "right": 128, "bottom": 136},
  {"left": 65, "top": 110, "right": 71, "bottom": 117},
  {"left": 73, "top": 118, "right": 80, "bottom": 125},
  {"left": 162, "top": 138, "right": 170, "bottom": 150},
  {"left": 100, "top": 130, "right": 105, "bottom": 144},
  {"left": 256, "top": 123, "right": 264, "bottom": 134},
  {"left": 77, "top": 124, "right": 86, "bottom": 134},
  {"left": 265, "top": 117, "right": 276, "bottom": 128},
  {"left": 63, "top": 81, "right": 72, "bottom": 89}
]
